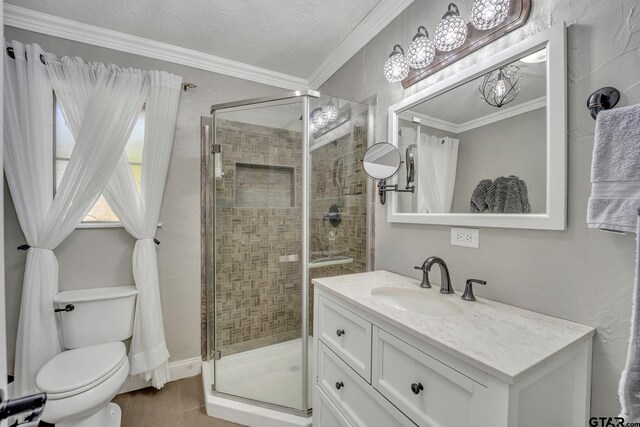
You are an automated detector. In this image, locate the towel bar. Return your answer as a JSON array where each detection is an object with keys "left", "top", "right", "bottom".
[{"left": 587, "top": 87, "right": 620, "bottom": 119}]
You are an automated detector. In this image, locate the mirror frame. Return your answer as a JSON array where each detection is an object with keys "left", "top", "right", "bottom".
[{"left": 387, "top": 23, "right": 566, "bottom": 230}]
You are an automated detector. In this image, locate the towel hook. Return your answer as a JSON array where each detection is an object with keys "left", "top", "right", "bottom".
[{"left": 587, "top": 87, "right": 620, "bottom": 119}]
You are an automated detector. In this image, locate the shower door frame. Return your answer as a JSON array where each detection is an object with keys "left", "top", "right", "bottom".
[{"left": 204, "top": 90, "right": 320, "bottom": 418}]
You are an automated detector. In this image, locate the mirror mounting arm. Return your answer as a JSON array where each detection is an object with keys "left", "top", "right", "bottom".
[{"left": 378, "top": 181, "right": 415, "bottom": 205}]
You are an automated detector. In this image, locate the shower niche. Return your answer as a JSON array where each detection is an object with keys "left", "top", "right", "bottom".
[{"left": 235, "top": 163, "right": 295, "bottom": 208}]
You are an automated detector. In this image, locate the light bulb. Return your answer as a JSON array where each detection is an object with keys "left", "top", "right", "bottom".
[
  {"left": 434, "top": 3, "right": 468, "bottom": 52},
  {"left": 494, "top": 79, "right": 506, "bottom": 97},
  {"left": 383, "top": 45, "right": 410, "bottom": 83},
  {"left": 406, "top": 26, "right": 436, "bottom": 69},
  {"left": 470, "top": 0, "right": 510, "bottom": 30}
]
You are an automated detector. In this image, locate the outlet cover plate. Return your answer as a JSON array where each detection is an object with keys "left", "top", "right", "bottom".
[{"left": 451, "top": 227, "right": 479, "bottom": 248}]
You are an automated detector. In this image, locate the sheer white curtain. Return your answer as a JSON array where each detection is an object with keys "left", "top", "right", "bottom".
[
  {"left": 103, "top": 71, "right": 181, "bottom": 388},
  {"left": 417, "top": 133, "right": 460, "bottom": 213},
  {"left": 4, "top": 41, "right": 150, "bottom": 396}
]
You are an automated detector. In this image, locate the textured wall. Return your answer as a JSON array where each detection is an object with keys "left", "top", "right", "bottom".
[
  {"left": 3, "top": 26, "right": 285, "bottom": 372},
  {"left": 320, "top": 0, "right": 640, "bottom": 417}
]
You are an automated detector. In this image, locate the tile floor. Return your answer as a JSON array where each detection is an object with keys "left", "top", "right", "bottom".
[{"left": 41, "top": 376, "right": 245, "bottom": 427}]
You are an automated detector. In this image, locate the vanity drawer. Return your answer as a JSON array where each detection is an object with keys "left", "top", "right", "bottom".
[
  {"left": 318, "top": 342, "right": 415, "bottom": 427},
  {"left": 373, "top": 328, "right": 478, "bottom": 427},
  {"left": 316, "top": 387, "right": 352, "bottom": 427},
  {"left": 318, "top": 296, "right": 372, "bottom": 381}
]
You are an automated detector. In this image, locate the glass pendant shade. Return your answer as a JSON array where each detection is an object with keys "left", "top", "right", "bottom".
[
  {"left": 322, "top": 103, "right": 338, "bottom": 123},
  {"left": 478, "top": 65, "right": 521, "bottom": 108},
  {"left": 310, "top": 107, "right": 328, "bottom": 129},
  {"left": 383, "top": 45, "right": 410, "bottom": 83},
  {"left": 434, "top": 3, "right": 468, "bottom": 52},
  {"left": 470, "top": 0, "right": 510, "bottom": 30},
  {"left": 407, "top": 26, "right": 436, "bottom": 69}
]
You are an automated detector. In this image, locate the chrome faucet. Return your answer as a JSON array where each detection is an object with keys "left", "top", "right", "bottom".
[{"left": 419, "top": 257, "right": 454, "bottom": 294}]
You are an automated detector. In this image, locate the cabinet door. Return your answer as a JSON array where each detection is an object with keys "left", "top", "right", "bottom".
[
  {"left": 373, "top": 328, "right": 479, "bottom": 427},
  {"left": 318, "top": 296, "right": 372, "bottom": 381},
  {"left": 316, "top": 387, "right": 352, "bottom": 427},
  {"left": 318, "top": 342, "right": 415, "bottom": 427}
]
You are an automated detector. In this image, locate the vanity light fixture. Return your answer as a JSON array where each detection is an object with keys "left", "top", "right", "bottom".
[
  {"left": 434, "top": 3, "right": 468, "bottom": 52},
  {"left": 322, "top": 99, "right": 339, "bottom": 123},
  {"left": 406, "top": 26, "right": 436, "bottom": 69},
  {"left": 383, "top": 45, "right": 410, "bottom": 83},
  {"left": 478, "top": 65, "right": 521, "bottom": 108},
  {"left": 310, "top": 107, "right": 329, "bottom": 129},
  {"left": 469, "top": 0, "right": 510, "bottom": 30}
]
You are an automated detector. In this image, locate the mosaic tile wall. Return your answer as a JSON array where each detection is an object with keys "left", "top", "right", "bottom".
[
  {"left": 308, "top": 122, "right": 369, "bottom": 333},
  {"left": 204, "top": 115, "right": 369, "bottom": 357},
  {"left": 213, "top": 119, "right": 303, "bottom": 356}
]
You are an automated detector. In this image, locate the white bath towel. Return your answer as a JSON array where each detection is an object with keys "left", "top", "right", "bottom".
[
  {"left": 587, "top": 104, "right": 640, "bottom": 233},
  {"left": 620, "top": 209, "right": 640, "bottom": 421}
]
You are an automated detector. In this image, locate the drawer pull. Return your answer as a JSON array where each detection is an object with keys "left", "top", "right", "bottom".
[
  {"left": 335, "top": 381, "right": 344, "bottom": 390},
  {"left": 336, "top": 329, "right": 345, "bottom": 337},
  {"left": 410, "top": 382, "right": 424, "bottom": 395}
]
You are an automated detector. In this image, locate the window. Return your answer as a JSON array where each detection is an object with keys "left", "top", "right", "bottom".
[{"left": 54, "top": 101, "right": 145, "bottom": 223}]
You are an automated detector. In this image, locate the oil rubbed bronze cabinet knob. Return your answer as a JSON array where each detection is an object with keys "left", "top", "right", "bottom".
[
  {"left": 336, "top": 329, "right": 345, "bottom": 337},
  {"left": 411, "top": 382, "right": 424, "bottom": 395},
  {"left": 335, "top": 381, "right": 344, "bottom": 390}
]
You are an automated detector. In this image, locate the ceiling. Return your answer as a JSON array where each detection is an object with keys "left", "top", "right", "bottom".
[
  {"left": 406, "top": 49, "right": 547, "bottom": 126},
  {"left": 6, "top": 0, "right": 398, "bottom": 86}
]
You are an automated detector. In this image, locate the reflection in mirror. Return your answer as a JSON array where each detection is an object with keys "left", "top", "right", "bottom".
[
  {"left": 362, "top": 142, "right": 402, "bottom": 180},
  {"left": 396, "top": 47, "right": 547, "bottom": 215}
]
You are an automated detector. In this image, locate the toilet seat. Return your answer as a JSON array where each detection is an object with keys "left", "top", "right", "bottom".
[{"left": 36, "top": 342, "right": 127, "bottom": 399}]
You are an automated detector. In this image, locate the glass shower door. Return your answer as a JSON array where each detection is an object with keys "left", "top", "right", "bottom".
[{"left": 210, "top": 97, "right": 310, "bottom": 413}]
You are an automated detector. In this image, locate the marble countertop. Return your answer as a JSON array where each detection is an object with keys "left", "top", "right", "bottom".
[{"left": 312, "top": 270, "right": 595, "bottom": 384}]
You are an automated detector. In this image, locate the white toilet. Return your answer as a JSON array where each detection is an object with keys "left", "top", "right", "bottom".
[{"left": 36, "top": 286, "right": 137, "bottom": 427}]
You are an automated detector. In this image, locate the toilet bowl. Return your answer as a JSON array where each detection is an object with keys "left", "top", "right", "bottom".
[
  {"left": 37, "top": 342, "right": 129, "bottom": 426},
  {"left": 35, "top": 286, "right": 137, "bottom": 427}
]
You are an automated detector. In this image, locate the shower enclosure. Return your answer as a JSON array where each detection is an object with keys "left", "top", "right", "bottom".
[{"left": 201, "top": 91, "right": 373, "bottom": 420}]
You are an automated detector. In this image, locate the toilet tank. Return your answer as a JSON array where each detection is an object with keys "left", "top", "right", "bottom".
[{"left": 54, "top": 286, "right": 137, "bottom": 349}]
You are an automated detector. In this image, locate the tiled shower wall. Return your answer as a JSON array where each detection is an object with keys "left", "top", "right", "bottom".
[
  {"left": 204, "top": 115, "right": 369, "bottom": 357},
  {"left": 308, "top": 122, "right": 369, "bottom": 331},
  {"left": 213, "top": 119, "right": 303, "bottom": 356}
]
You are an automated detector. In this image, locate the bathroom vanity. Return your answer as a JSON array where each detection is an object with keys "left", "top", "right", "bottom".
[{"left": 312, "top": 271, "right": 594, "bottom": 427}]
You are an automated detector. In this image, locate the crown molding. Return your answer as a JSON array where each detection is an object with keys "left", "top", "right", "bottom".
[
  {"left": 404, "top": 96, "right": 547, "bottom": 134},
  {"left": 400, "top": 111, "right": 459, "bottom": 134},
  {"left": 3, "top": 4, "right": 309, "bottom": 90},
  {"left": 307, "top": 0, "right": 415, "bottom": 89}
]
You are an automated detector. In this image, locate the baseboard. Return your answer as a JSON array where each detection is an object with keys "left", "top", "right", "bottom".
[{"left": 118, "top": 356, "right": 202, "bottom": 394}]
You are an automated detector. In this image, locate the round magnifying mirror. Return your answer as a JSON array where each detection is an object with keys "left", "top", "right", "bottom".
[{"left": 362, "top": 142, "right": 402, "bottom": 180}]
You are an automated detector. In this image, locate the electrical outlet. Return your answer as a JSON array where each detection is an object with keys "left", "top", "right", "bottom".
[{"left": 451, "top": 227, "right": 479, "bottom": 248}]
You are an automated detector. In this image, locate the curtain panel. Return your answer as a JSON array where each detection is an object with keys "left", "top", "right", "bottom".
[{"left": 4, "top": 40, "right": 181, "bottom": 395}]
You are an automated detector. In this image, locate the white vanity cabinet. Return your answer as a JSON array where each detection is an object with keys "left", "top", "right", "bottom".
[{"left": 312, "top": 271, "right": 595, "bottom": 427}]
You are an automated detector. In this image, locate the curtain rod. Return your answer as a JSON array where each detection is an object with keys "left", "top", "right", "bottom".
[{"left": 5, "top": 47, "right": 197, "bottom": 92}]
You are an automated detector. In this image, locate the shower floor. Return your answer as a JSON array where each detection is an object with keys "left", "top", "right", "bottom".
[{"left": 202, "top": 338, "right": 313, "bottom": 427}]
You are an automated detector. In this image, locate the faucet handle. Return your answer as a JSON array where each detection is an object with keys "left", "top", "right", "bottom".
[
  {"left": 414, "top": 265, "right": 431, "bottom": 288},
  {"left": 462, "top": 279, "right": 486, "bottom": 301}
]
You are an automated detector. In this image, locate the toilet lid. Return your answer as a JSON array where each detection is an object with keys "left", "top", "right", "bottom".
[{"left": 36, "top": 342, "right": 127, "bottom": 398}]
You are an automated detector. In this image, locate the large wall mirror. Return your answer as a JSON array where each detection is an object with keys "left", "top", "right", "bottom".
[{"left": 387, "top": 23, "right": 566, "bottom": 230}]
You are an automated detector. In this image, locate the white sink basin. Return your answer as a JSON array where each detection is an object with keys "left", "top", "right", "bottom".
[{"left": 370, "top": 287, "right": 463, "bottom": 318}]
